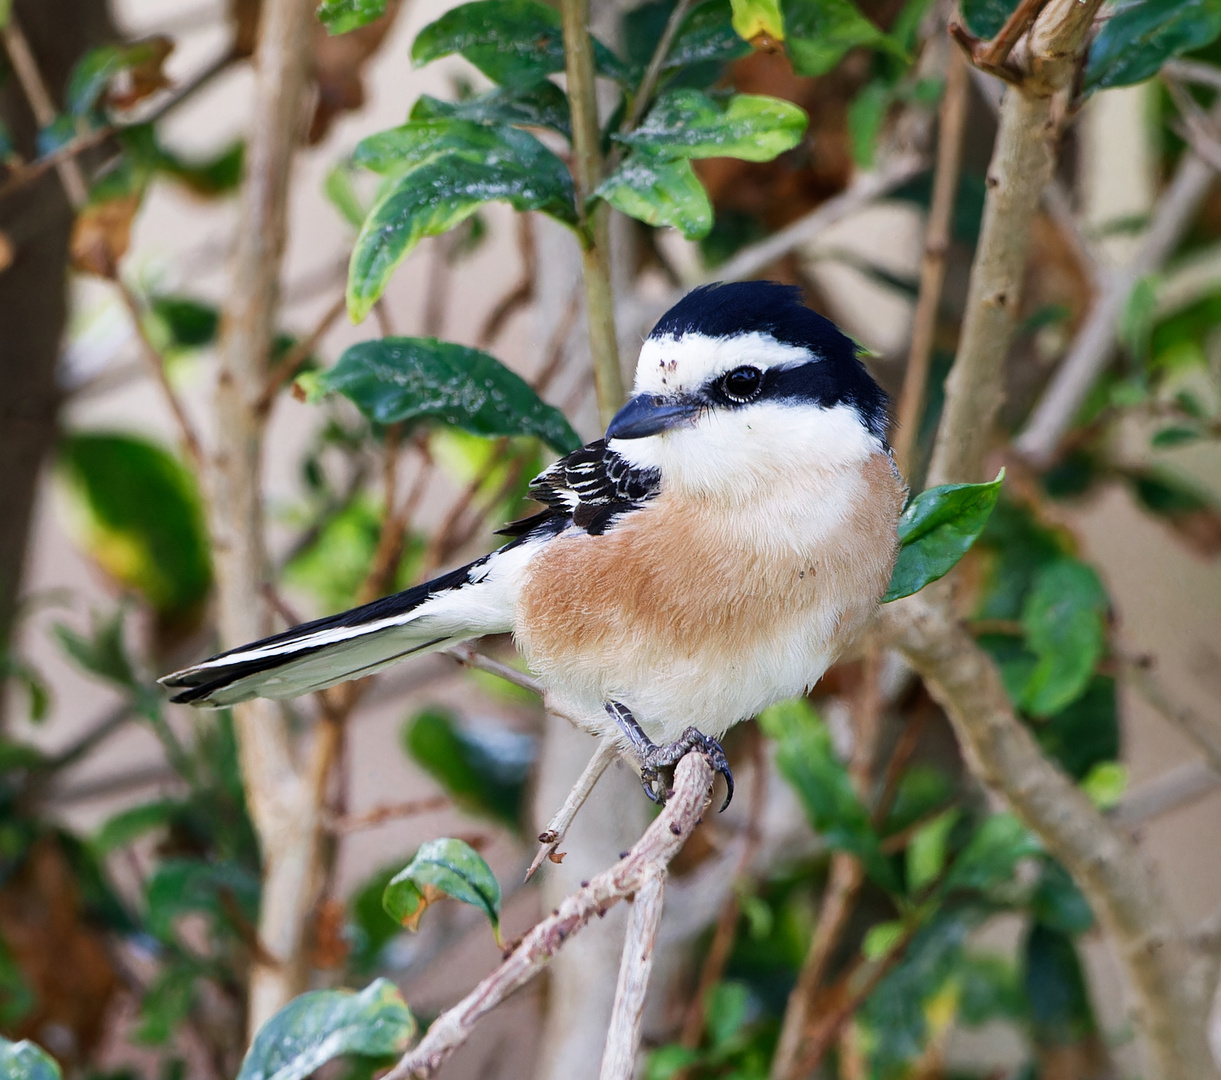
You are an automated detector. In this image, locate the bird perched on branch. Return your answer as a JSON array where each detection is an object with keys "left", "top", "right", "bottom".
[{"left": 162, "top": 281, "right": 906, "bottom": 808}]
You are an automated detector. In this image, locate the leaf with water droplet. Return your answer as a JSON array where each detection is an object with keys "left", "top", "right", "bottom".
[
  {"left": 596, "top": 151, "right": 712, "bottom": 239},
  {"left": 319, "top": 337, "right": 580, "bottom": 453},
  {"left": 617, "top": 90, "right": 807, "bottom": 162},
  {"left": 236, "top": 979, "right": 415, "bottom": 1080}
]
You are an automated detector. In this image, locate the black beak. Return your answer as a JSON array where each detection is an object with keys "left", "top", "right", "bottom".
[{"left": 605, "top": 393, "right": 702, "bottom": 440}]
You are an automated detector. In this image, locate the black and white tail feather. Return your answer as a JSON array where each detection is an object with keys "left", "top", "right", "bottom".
[{"left": 159, "top": 439, "right": 659, "bottom": 707}]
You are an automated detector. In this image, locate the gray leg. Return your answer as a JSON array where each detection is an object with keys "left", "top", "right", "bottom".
[{"left": 604, "top": 701, "right": 735, "bottom": 811}]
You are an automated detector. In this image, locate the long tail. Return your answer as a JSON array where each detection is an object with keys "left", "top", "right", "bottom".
[{"left": 160, "top": 546, "right": 529, "bottom": 707}]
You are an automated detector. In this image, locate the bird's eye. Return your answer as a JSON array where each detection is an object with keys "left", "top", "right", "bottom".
[{"left": 720, "top": 365, "right": 764, "bottom": 403}]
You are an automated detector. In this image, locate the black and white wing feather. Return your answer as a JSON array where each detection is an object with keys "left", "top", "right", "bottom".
[{"left": 162, "top": 439, "right": 660, "bottom": 708}]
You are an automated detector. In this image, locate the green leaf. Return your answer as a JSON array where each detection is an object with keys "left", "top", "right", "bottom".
[
  {"left": 657, "top": 1, "right": 752, "bottom": 75},
  {"left": 383, "top": 838, "right": 502, "bottom": 941},
  {"left": 324, "top": 161, "right": 369, "bottom": 227},
  {"left": 94, "top": 799, "right": 182, "bottom": 853},
  {"left": 317, "top": 0, "right": 386, "bottom": 35},
  {"left": 0, "top": 1039, "right": 62, "bottom": 1080},
  {"left": 1080, "top": 761, "right": 1128, "bottom": 811},
  {"left": 52, "top": 607, "right": 137, "bottom": 690},
  {"left": 135, "top": 965, "right": 196, "bottom": 1046},
  {"left": 412, "top": 0, "right": 632, "bottom": 87},
  {"left": 596, "top": 152, "right": 713, "bottom": 238},
  {"left": 957, "top": 953, "right": 1023, "bottom": 1025},
  {"left": 348, "top": 863, "right": 409, "bottom": 974},
  {"left": 704, "top": 981, "right": 752, "bottom": 1048},
  {"left": 1085, "top": 0, "right": 1221, "bottom": 92},
  {"left": 758, "top": 698, "right": 897, "bottom": 891},
  {"left": 57, "top": 432, "right": 212, "bottom": 616},
  {"left": 906, "top": 807, "right": 960, "bottom": 894},
  {"left": 65, "top": 39, "right": 169, "bottom": 119},
  {"left": 1022, "top": 923, "right": 1097, "bottom": 1046},
  {"left": 148, "top": 295, "right": 220, "bottom": 350},
  {"left": 1031, "top": 675, "right": 1118, "bottom": 779},
  {"left": 863, "top": 919, "right": 905, "bottom": 960},
  {"left": 403, "top": 708, "right": 533, "bottom": 828},
  {"left": 144, "top": 858, "right": 260, "bottom": 942},
  {"left": 943, "top": 813, "right": 1040, "bottom": 895},
  {"left": 1030, "top": 859, "right": 1093, "bottom": 935},
  {"left": 0, "top": 940, "right": 36, "bottom": 1027},
  {"left": 411, "top": 83, "right": 571, "bottom": 139},
  {"left": 783, "top": 0, "right": 903, "bottom": 77},
  {"left": 731, "top": 0, "right": 785, "bottom": 41},
  {"left": 1019, "top": 558, "right": 1107, "bottom": 717},
  {"left": 618, "top": 90, "right": 807, "bottom": 161},
  {"left": 847, "top": 80, "right": 891, "bottom": 169},
  {"left": 1151, "top": 425, "right": 1201, "bottom": 448},
  {"left": 882, "top": 471, "right": 1004, "bottom": 602},
  {"left": 238, "top": 979, "right": 416, "bottom": 1080},
  {"left": 320, "top": 337, "right": 580, "bottom": 452},
  {"left": 960, "top": 0, "right": 1018, "bottom": 39},
  {"left": 346, "top": 133, "right": 576, "bottom": 320}
]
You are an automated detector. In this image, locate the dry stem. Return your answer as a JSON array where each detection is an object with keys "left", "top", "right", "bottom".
[{"left": 383, "top": 753, "right": 715, "bottom": 1080}]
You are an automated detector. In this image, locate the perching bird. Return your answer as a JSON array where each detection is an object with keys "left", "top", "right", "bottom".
[{"left": 161, "top": 281, "right": 906, "bottom": 807}]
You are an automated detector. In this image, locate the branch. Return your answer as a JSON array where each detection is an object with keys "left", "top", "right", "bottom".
[
  {"left": 208, "top": 0, "right": 318, "bottom": 1037},
  {"left": 383, "top": 752, "right": 715, "bottom": 1080},
  {"left": 560, "top": 0, "right": 625, "bottom": 426},
  {"left": 1015, "top": 106, "right": 1220, "bottom": 467},
  {"left": 600, "top": 869, "right": 666, "bottom": 1080},
  {"left": 893, "top": 48, "right": 969, "bottom": 477},
  {"left": 622, "top": 0, "right": 695, "bottom": 135},
  {"left": 882, "top": 591, "right": 1217, "bottom": 1079},
  {"left": 527, "top": 735, "right": 618, "bottom": 880},
  {"left": 704, "top": 152, "right": 927, "bottom": 287}
]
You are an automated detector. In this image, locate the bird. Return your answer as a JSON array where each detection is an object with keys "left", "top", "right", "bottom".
[{"left": 161, "top": 281, "right": 907, "bottom": 809}]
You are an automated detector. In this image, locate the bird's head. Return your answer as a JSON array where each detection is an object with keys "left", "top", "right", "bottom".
[{"left": 606, "top": 282, "right": 890, "bottom": 501}]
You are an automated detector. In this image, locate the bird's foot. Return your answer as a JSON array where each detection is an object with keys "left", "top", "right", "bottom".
[{"left": 604, "top": 702, "right": 734, "bottom": 811}]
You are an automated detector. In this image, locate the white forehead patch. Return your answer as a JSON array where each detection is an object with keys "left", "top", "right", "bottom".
[{"left": 633, "top": 331, "right": 813, "bottom": 396}]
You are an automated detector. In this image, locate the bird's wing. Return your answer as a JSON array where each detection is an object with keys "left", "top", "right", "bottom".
[
  {"left": 160, "top": 542, "right": 537, "bottom": 707},
  {"left": 499, "top": 438, "right": 661, "bottom": 537}
]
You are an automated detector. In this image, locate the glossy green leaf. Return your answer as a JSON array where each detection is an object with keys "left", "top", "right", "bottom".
[
  {"left": 383, "top": 837, "right": 502, "bottom": 940},
  {"left": 906, "top": 807, "right": 960, "bottom": 894},
  {"left": 943, "top": 813, "right": 1040, "bottom": 895},
  {"left": 238, "top": 979, "right": 416, "bottom": 1080},
  {"left": 758, "top": 698, "right": 897, "bottom": 891},
  {"left": 353, "top": 118, "right": 538, "bottom": 174},
  {"left": 403, "top": 708, "right": 533, "bottom": 828},
  {"left": 783, "top": 0, "right": 903, "bottom": 77},
  {"left": 618, "top": 90, "right": 807, "bottom": 161},
  {"left": 959, "top": 0, "right": 1018, "bottom": 39},
  {"left": 596, "top": 152, "right": 713, "bottom": 238},
  {"left": 412, "top": 0, "right": 632, "bottom": 87},
  {"left": 1020, "top": 558, "right": 1107, "bottom": 717},
  {"left": 317, "top": 0, "right": 386, "bottom": 35},
  {"left": 144, "top": 858, "right": 260, "bottom": 942},
  {"left": 320, "top": 337, "right": 580, "bottom": 452},
  {"left": 1030, "top": 859, "right": 1093, "bottom": 935},
  {"left": 57, "top": 432, "right": 212, "bottom": 616},
  {"left": 1085, "top": 0, "right": 1221, "bottom": 91},
  {"left": 882, "top": 471, "right": 1004, "bottom": 602},
  {"left": 0, "top": 1039, "right": 61, "bottom": 1080},
  {"left": 658, "top": 1, "right": 752, "bottom": 74},
  {"left": 411, "top": 83, "right": 571, "bottom": 139},
  {"left": 731, "top": 0, "right": 785, "bottom": 40},
  {"left": 347, "top": 135, "right": 576, "bottom": 320},
  {"left": 1023, "top": 923, "right": 1097, "bottom": 1046}
]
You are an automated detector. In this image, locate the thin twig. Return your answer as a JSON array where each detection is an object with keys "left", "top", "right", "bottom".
[
  {"left": 1015, "top": 101, "right": 1221, "bottom": 467},
  {"left": 383, "top": 753, "right": 715, "bottom": 1080},
  {"left": 1111, "top": 761, "right": 1217, "bottom": 827},
  {"left": 527, "top": 736, "right": 619, "bottom": 880},
  {"left": 257, "top": 293, "right": 348, "bottom": 413},
  {"left": 678, "top": 725, "right": 768, "bottom": 1049},
  {"left": 1163, "top": 59, "right": 1221, "bottom": 92},
  {"left": 975, "top": 0, "right": 1049, "bottom": 73},
  {"left": 894, "top": 49, "right": 969, "bottom": 478},
  {"left": 115, "top": 278, "right": 203, "bottom": 466},
  {"left": 531, "top": 284, "right": 583, "bottom": 395},
  {"left": 46, "top": 702, "right": 134, "bottom": 771},
  {"left": 477, "top": 215, "right": 537, "bottom": 348},
  {"left": 1123, "top": 654, "right": 1221, "bottom": 776},
  {"left": 1, "top": 15, "right": 89, "bottom": 207},
  {"left": 622, "top": 0, "right": 695, "bottom": 135},
  {"left": 446, "top": 642, "right": 542, "bottom": 696},
  {"left": 326, "top": 794, "right": 450, "bottom": 834},
  {"left": 600, "top": 869, "right": 666, "bottom": 1080},
  {"left": 702, "top": 153, "right": 927, "bottom": 287}
]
